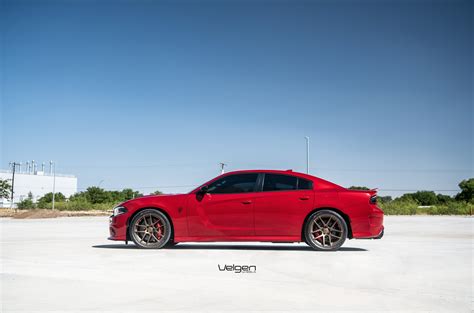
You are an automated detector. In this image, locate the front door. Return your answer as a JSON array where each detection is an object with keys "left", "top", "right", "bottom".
[{"left": 186, "top": 173, "right": 258, "bottom": 237}]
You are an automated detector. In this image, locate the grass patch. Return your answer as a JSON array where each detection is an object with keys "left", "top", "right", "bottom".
[{"left": 380, "top": 200, "right": 472, "bottom": 215}]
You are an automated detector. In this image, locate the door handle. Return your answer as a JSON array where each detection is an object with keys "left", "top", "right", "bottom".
[
  {"left": 299, "top": 196, "right": 310, "bottom": 200},
  {"left": 242, "top": 200, "right": 252, "bottom": 205}
]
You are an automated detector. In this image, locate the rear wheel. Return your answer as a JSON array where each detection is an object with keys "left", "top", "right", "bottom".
[
  {"left": 129, "top": 209, "right": 171, "bottom": 249},
  {"left": 304, "top": 210, "right": 347, "bottom": 251}
]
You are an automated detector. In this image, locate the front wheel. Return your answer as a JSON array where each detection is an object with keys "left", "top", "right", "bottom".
[
  {"left": 129, "top": 209, "right": 172, "bottom": 249},
  {"left": 304, "top": 210, "right": 348, "bottom": 251}
]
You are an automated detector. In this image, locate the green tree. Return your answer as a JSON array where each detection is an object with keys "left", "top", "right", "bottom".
[
  {"left": 151, "top": 190, "right": 163, "bottom": 195},
  {"left": 84, "top": 186, "right": 111, "bottom": 204},
  {"left": 69, "top": 192, "right": 86, "bottom": 202},
  {"left": 37, "top": 192, "right": 66, "bottom": 208},
  {"left": 38, "top": 192, "right": 66, "bottom": 203},
  {"left": 436, "top": 194, "right": 452, "bottom": 204},
  {"left": 378, "top": 196, "right": 392, "bottom": 203},
  {"left": 120, "top": 188, "right": 142, "bottom": 201},
  {"left": 0, "top": 179, "right": 11, "bottom": 199},
  {"left": 399, "top": 191, "right": 438, "bottom": 206},
  {"left": 348, "top": 186, "right": 370, "bottom": 190},
  {"left": 17, "top": 198, "right": 35, "bottom": 210},
  {"left": 455, "top": 178, "right": 474, "bottom": 203}
]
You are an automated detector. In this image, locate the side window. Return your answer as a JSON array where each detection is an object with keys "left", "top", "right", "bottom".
[
  {"left": 207, "top": 174, "right": 258, "bottom": 194},
  {"left": 263, "top": 174, "right": 297, "bottom": 191},
  {"left": 297, "top": 178, "right": 313, "bottom": 190}
]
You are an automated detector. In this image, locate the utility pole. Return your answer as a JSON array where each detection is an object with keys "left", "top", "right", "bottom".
[
  {"left": 305, "top": 136, "right": 310, "bottom": 174},
  {"left": 219, "top": 162, "right": 227, "bottom": 174},
  {"left": 10, "top": 162, "right": 19, "bottom": 210},
  {"left": 52, "top": 162, "right": 56, "bottom": 210}
]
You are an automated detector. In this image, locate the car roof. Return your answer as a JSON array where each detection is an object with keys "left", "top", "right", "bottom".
[
  {"left": 223, "top": 169, "right": 311, "bottom": 178},
  {"left": 190, "top": 169, "right": 344, "bottom": 193}
]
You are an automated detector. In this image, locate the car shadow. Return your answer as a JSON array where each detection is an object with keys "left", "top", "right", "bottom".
[{"left": 92, "top": 244, "right": 367, "bottom": 252}]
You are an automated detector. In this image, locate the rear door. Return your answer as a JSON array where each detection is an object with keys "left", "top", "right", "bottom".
[{"left": 253, "top": 173, "right": 314, "bottom": 236}]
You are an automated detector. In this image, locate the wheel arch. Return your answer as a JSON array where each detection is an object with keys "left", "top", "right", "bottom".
[
  {"left": 301, "top": 207, "right": 353, "bottom": 241},
  {"left": 126, "top": 207, "right": 175, "bottom": 242}
]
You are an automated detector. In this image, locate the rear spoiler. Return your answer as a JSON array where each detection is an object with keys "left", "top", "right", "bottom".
[{"left": 346, "top": 188, "right": 378, "bottom": 195}]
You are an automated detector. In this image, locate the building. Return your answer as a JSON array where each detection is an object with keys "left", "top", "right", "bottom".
[{"left": 0, "top": 162, "right": 77, "bottom": 207}]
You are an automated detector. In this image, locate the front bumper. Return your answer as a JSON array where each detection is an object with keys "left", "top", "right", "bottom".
[{"left": 108, "top": 214, "right": 128, "bottom": 241}]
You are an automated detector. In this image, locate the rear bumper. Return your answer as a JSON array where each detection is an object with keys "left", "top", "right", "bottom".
[
  {"left": 358, "top": 226, "right": 384, "bottom": 239},
  {"left": 374, "top": 227, "right": 384, "bottom": 239},
  {"left": 351, "top": 206, "right": 384, "bottom": 239}
]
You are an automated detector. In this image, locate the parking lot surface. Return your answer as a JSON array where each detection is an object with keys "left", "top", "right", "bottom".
[{"left": 1, "top": 216, "right": 472, "bottom": 312}]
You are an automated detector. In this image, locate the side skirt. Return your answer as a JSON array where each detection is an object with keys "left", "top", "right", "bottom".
[{"left": 174, "top": 236, "right": 302, "bottom": 243}]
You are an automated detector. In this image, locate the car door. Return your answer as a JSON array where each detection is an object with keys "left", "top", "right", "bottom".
[
  {"left": 186, "top": 173, "right": 258, "bottom": 237},
  {"left": 254, "top": 173, "right": 314, "bottom": 236}
]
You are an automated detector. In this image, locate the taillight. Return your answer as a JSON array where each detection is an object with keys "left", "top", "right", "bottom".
[{"left": 370, "top": 195, "right": 377, "bottom": 204}]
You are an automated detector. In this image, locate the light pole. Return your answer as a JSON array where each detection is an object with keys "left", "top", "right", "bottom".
[
  {"left": 305, "top": 136, "right": 310, "bottom": 174},
  {"left": 52, "top": 162, "right": 56, "bottom": 210},
  {"left": 219, "top": 162, "right": 227, "bottom": 174},
  {"left": 10, "top": 162, "right": 20, "bottom": 210}
]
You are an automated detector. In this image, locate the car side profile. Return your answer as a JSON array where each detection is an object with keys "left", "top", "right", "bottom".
[{"left": 108, "top": 170, "right": 384, "bottom": 251}]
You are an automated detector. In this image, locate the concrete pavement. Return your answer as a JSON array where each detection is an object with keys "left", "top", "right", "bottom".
[{"left": 1, "top": 216, "right": 472, "bottom": 312}]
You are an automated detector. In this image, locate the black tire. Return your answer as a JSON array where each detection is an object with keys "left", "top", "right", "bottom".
[
  {"left": 165, "top": 241, "right": 178, "bottom": 248},
  {"left": 304, "top": 210, "right": 348, "bottom": 251},
  {"left": 129, "top": 209, "right": 172, "bottom": 249}
]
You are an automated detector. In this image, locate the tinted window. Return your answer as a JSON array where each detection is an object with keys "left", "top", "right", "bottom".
[
  {"left": 298, "top": 178, "right": 313, "bottom": 190},
  {"left": 263, "top": 174, "right": 297, "bottom": 191},
  {"left": 207, "top": 174, "right": 258, "bottom": 194}
]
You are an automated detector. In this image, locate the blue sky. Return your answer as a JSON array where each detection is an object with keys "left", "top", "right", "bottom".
[{"left": 1, "top": 0, "right": 472, "bottom": 197}]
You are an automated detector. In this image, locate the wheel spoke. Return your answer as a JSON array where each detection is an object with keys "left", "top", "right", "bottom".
[
  {"left": 319, "top": 217, "right": 327, "bottom": 227},
  {"left": 313, "top": 219, "right": 323, "bottom": 229},
  {"left": 151, "top": 233, "right": 160, "bottom": 242}
]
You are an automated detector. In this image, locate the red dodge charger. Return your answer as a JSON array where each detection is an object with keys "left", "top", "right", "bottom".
[{"left": 108, "top": 170, "right": 384, "bottom": 251}]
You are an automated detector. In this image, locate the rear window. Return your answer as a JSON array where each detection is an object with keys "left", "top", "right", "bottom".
[
  {"left": 298, "top": 178, "right": 313, "bottom": 190},
  {"left": 263, "top": 174, "right": 297, "bottom": 191}
]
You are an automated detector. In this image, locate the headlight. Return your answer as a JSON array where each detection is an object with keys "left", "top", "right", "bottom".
[{"left": 113, "top": 206, "right": 127, "bottom": 216}]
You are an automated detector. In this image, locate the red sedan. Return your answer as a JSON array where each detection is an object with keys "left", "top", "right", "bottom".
[{"left": 109, "top": 170, "right": 384, "bottom": 251}]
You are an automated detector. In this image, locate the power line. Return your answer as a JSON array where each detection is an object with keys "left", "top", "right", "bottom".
[
  {"left": 23, "top": 162, "right": 471, "bottom": 173},
  {"left": 310, "top": 168, "right": 472, "bottom": 173}
]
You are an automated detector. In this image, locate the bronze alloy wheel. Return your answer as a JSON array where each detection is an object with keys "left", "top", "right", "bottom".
[
  {"left": 305, "top": 210, "right": 347, "bottom": 251},
  {"left": 129, "top": 209, "right": 171, "bottom": 249}
]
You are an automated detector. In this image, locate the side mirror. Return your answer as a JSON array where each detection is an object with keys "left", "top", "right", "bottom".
[{"left": 199, "top": 185, "right": 209, "bottom": 194}]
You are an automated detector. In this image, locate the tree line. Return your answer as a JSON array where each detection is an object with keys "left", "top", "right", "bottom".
[
  {"left": 349, "top": 178, "right": 473, "bottom": 205},
  {"left": 0, "top": 178, "right": 472, "bottom": 214}
]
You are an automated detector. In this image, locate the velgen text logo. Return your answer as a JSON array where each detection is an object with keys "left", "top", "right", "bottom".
[{"left": 218, "top": 264, "right": 257, "bottom": 273}]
